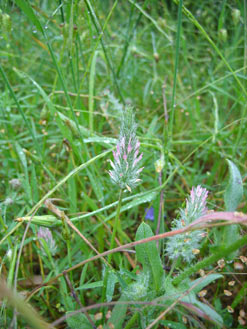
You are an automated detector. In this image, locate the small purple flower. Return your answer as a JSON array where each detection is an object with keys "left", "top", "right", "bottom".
[{"left": 145, "top": 207, "right": 154, "bottom": 221}]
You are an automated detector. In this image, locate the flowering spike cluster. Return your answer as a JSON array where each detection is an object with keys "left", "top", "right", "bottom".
[
  {"left": 109, "top": 107, "right": 143, "bottom": 192},
  {"left": 183, "top": 185, "right": 208, "bottom": 224},
  {"left": 166, "top": 185, "right": 208, "bottom": 262},
  {"left": 37, "top": 227, "right": 57, "bottom": 256}
]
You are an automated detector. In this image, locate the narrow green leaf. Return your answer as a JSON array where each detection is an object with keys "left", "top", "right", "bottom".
[
  {"left": 231, "top": 282, "right": 247, "bottom": 309},
  {"left": 224, "top": 159, "right": 243, "bottom": 211},
  {"left": 31, "top": 164, "right": 39, "bottom": 204},
  {"left": 76, "top": 281, "right": 103, "bottom": 290},
  {"left": 160, "top": 320, "right": 186, "bottom": 329},
  {"left": 193, "top": 300, "right": 223, "bottom": 325},
  {"left": 66, "top": 312, "right": 92, "bottom": 329},
  {"left": 108, "top": 295, "right": 127, "bottom": 329},
  {"left": 14, "top": 0, "right": 44, "bottom": 34},
  {"left": 221, "top": 160, "right": 243, "bottom": 257},
  {"left": 7, "top": 245, "right": 18, "bottom": 287},
  {"left": 68, "top": 160, "right": 77, "bottom": 214},
  {"left": 15, "top": 143, "right": 32, "bottom": 202},
  {"left": 106, "top": 192, "right": 157, "bottom": 221},
  {"left": 57, "top": 111, "right": 92, "bottom": 138},
  {"left": 89, "top": 51, "right": 97, "bottom": 133},
  {"left": 28, "top": 148, "right": 113, "bottom": 216},
  {"left": 106, "top": 271, "right": 118, "bottom": 302},
  {"left": 15, "top": 143, "right": 27, "bottom": 169},
  {"left": 84, "top": 136, "right": 117, "bottom": 146},
  {"left": 189, "top": 274, "right": 223, "bottom": 294}
]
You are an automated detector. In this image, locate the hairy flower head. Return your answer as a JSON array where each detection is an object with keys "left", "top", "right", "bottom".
[
  {"left": 166, "top": 185, "right": 209, "bottom": 262},
  {"left": 38, "top": 227, "right": 57, "bottom": 256},
  {"left": 109, "top": 107, "right": 143, "bottom": 191}
]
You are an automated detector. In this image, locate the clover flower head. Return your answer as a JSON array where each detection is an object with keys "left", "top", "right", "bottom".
[
  {"left": 9, "top": 178, "right": 21, "bottom": 189},
  {"left": 37, "top": 227, "right": 57, "bottom": 256},
  {"left": 183, "top": 185, "right": 208, "bottom": 224},
  {"left": 166, "top": 185, "right": 209, "bottom": 262},
  {"left": 109, "top": 107, "right": 144, "bottom": 192}
]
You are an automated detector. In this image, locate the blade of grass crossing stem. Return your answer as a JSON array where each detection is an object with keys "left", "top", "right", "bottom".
[
  {"left": 85, "top": 0, "right": 125, "bottom": 104},
  {"left": 244, "top": 0, "right": 247, "bottom": 75},
  {"left": 15, "top": 143, "right": 32, "bottom": 203},
  {"left": 73, "top": 0, "right": 119, "bottom": 109},
  {"left": 14, "top": 0, "right": 43, "bottom": 33},
  {"left": 68, "top": 160, "right": 77, "bottom": 214},
  {"left": 128, "top": 0, "right": 172, "bottom": 42},
  {"left": 116, "top": 2, "right": 135, "bottom": 77},
  {"left": 11, "top": 68, "right": 66, "bottom": 182},
  {"left": 31, "top": 164, "right": 39, "bottom": 204},
  {"left": 28, "top": 148, "right": 113, "bottom": 216},
  {"left": 7, "top": 245, "right": 18, "bottom": 287},
  {"left": 89, "top": 51, "right": 98, "bottom": 134},
  {"left": 172, "top": 0, "right": 247, "bottom": 98},
  {"left": 0, "top": 65, "right": 41, "bottom": 156},
  {"left": 168, "top": 0, "right": 183, "bottom": 147},
  {"left": 15, "top": 0, "right": 85, "bottom": 145}
]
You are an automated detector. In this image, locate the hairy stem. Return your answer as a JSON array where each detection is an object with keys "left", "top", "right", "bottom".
[{"left": 108, "top": 189, "right": 123, "bottom": 264}]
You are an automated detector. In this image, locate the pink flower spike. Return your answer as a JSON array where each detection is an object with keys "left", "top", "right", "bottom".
[
  {"left": 133, "top": 153, "right": 143, "bottom": 167},
  {"left": 113, "top": 150, "right": 120, "bottom": 164},
  {"left": 109, "top": 170, "right": 114, "bottom": 178},
  {"left": 123, "top": 153, "right": 127, "bottom": 161},
  {"left": 134, "top": 149, "right": 139, "bottom": 159},
  {"left": 127, "top": 138, "right": 132, "bottom": 153},
  {"left": 137, "top": 152, "right": 143, "bottom": 162},
  {"left": 120, "top": 137, "right": 125, "bottom": 149},
  {"left": 190, "top": 187, "right": 195, "bottom": 203},
  {"left": 109, "top": 160, "right": 115, "bottom": 169},
  {"left": 136, "top": 166, "right": 144, "bottom": 174},
  {"left": 116, "top": 143, "right": 121, "bottom": 156},
  {"left": 135, "top": 140, "right": 140, "bottom": 150}
]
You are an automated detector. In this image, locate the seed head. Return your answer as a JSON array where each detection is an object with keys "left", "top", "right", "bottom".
[
  {"left": 166, "top": 185, "right": 209, "bottom": 262},
  {"left": 109, "top": 107, "right": 143, "bottom": 191},
  {"left": 183, "top": 185, "right": 208, "bottom": 224}
]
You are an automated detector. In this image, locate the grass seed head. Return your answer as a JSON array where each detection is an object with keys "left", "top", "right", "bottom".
[{"left": 109, "top": 107, "right": 143, "bottom": 192}]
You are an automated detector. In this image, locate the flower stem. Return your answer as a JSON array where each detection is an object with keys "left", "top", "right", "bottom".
[{"left": 108, "top": 189, "right": 123, "bottom": 264}]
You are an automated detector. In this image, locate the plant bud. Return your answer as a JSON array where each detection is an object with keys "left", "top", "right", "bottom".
[
  {"left": 232, "top": 9, "right": 241, "bottom": 25},
  {"left": 218, "top": 29, "right": 228, "bottom": 42},
  {"left": 9, "top": 178, "right": 21, "bottom": 189},
  {"left": 2, "top": 13, "right": 11, "bottom": 33},
  {"left": 155, "top": 156, "right": 165, "bottom": 173},
  {"left": 153, "top": 52, "right": 159, "bottom": 62}
]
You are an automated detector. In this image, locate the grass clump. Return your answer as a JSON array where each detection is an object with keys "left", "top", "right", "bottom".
[{"left": 0, "top": 1, "right": 246, "bottom": 328}]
